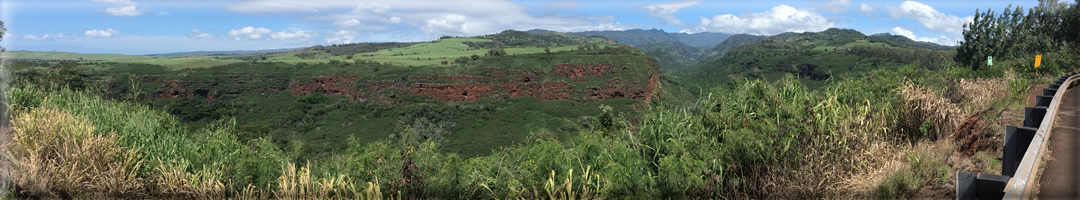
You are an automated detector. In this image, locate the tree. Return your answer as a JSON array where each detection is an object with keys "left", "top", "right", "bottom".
[
  {"left": 544, "top": 47, "right": 551, "bottom": 54},
  {"left": 0, "top": 20, "right": 5, "bottom": 52}
]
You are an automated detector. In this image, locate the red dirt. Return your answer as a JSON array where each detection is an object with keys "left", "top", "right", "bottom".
[
  {"left": 951, "top": 111, "right": 987, "bottom": 156},
  {"left": 552, "top": 63, "right": 614, "bottom": 79},
  {"left": 156, "top": 80, "right": 193, "bottom": 99},
  {"left": 1027, "top": 84, "right": 1049, "bottom": 106}
]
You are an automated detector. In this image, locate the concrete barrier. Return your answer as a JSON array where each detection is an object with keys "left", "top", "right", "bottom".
[{"left": 956, "top": 73, "right": 1080, "bottom": 200}]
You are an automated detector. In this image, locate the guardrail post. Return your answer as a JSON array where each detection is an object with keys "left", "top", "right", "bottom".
[
  {"left": 1023, "top": 107, "right": 1048, "bottom": 127},
  {"left": 956, "top": 171, "right": 1010, "bottom": 200},
  {"left": 1043, "top": 88, "right": 1058, "bottom": 96},
  {"left": 1003, "top": 126, "right": 1038, "bottom": 176},
  {"left": 1035, "top": 96, "right": 1054, "bottom": 107}
]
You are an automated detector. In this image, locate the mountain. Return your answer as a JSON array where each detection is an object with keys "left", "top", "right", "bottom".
[
  {"left": 568, "top": 29, "right": 731, "bottom": 48},
  {"left": 546, "top": 29, "right": 731, "bottom": 69},
  {"left": 681, "top": 28, "right": 956, "bottom": 90},
  {"left": 701, "top": 34, "right": 768, "bottom": 59}
]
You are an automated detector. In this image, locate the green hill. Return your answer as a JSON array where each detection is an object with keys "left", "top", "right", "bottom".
[{"left": 681, "top": 28, "right": 956, "bottom": 90}]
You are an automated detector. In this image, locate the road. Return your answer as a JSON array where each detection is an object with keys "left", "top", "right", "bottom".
[{"left": 1038, "top": 84, "right": 1080, "bottom": 199}]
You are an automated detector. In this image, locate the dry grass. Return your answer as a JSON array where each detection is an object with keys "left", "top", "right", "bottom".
[
  {"left": 3, "top": 107, "right": 144, "bottom": 198},
  {"left": 238, "top": 162, "right": 382, "bottom": 200},
  {"left": 150, "top": 158, "right": 226, "bottom": 199},
  {"left": 954, "top": 77, "right": 1009, "bottom": 111},
  {"left": 833, "top": 143, "right": 907, "bottom": 198},
  {"left": 901, "top": 81, "right": 967, "bottom": 140}
]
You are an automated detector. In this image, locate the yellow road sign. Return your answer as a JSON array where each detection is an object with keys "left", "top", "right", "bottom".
[{"left": 1035, "top": 55, "right": 1042, "bottom": 68}]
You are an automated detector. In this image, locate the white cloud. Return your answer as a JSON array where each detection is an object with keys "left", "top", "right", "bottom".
[
  {"left": 684, "top": 4, "right": 833, "bottom": 35},
  {"left": 188, "top": 29, "right": 214, "bottom": 39},
  {"left": 890, "top": 26, "right": 915, "bottom": 39},
  {"left": 85, "top": 28, "right": 119, "bottom": 37},
  {"left": 859, "top": 3, "right": 875, "bottom": 17},
  {"left": 818, "top": 0, "right": 851, "bottom": 13},
  {"left": 890, "top": 1, "right": 972, "bottom": 36},
  {"left": 638, "top": 0, "right": 700, "bottom": 25},
  {"left": 92, "top": 0, "right": 145, "bottom": 16},
  {"left": 890, "top": 26, "right": 960, "bottom": 46},
  {"left": 270, "top": 30, "right": 316, "bottom": 40},
  {"left": 326, "top": 30, "right": 358, "bottom": 44},
  {"left": 21, "top": 33, "right": 72, "bottom": 40},
  {"left": 227, "top": 26, "right": 272, "bottom": 40},
  {"left": 229, "top": 0, "right": 631, "bottom": 36},
  {"left": 335, "top": 19, "right": 364, "bottom": 28}
]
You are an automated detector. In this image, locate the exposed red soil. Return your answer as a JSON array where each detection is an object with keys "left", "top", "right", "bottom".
[
  {"left": 288, "top": 75, "right": 359, "bottom": 97},
  {"left": 156, "top": 80, "right": 193, "bottom": 99},
  {"left": 951, "top": 111, "right": 988, "bottom": 156},
  {"left": 552, "top": 63, "right": 614, "bottom": 79}
]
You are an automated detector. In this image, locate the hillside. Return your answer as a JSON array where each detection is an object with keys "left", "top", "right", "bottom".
[
  {"left": 539, "top": 29, "right": 730, "bottom": 70},
  {"left": 11, "top": 30, "right": 661, "bottom": 158},
  {"left": 681, "top": 28, "right": 956, "bottom": 90}
]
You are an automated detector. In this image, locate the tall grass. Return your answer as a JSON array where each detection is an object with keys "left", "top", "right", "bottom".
[{"left": 5, "top": 107, "right": 144, "bottom": 198}]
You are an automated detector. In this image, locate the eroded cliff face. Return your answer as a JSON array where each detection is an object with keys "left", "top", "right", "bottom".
[{"left": 145, "top": 61, "right": 661, "bottom": 104}]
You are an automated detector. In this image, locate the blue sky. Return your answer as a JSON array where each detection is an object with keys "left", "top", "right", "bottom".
[{"left": 0, "top": 0, "right": 1041, "bottom": 54}]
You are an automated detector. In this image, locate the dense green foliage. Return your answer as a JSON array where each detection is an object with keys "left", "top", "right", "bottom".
[
  {"left": 682, "top": 28, "right": 955, "bottom": 90},
  {"left": 956, "top": 1, "right": 1080, "bottom": 71}
]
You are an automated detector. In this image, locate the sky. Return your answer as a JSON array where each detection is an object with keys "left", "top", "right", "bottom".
[{"left": 0, "top": 0, "right": 1042, "bottom": 55}]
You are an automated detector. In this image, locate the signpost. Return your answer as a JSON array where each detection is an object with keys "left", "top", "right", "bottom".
[{"left": 1036, "top": 55, "right": 1042, "bottom": 75}]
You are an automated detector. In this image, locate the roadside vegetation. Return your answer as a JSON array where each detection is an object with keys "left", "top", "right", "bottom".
[{"left": 2, "top": 1, "right": 1080, "bottom": 199}]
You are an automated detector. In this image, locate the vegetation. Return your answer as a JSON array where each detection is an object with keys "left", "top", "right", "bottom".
[{"left": 5, "top": 2, "right": 1080, "bottom": 197}]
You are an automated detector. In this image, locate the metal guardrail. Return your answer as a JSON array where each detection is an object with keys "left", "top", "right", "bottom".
[{"left": 956, "top": 73, "right": 1080, "bottom": 200}]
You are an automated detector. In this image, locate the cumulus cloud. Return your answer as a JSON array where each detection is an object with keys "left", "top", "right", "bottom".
[
  {"left": 683, "top": 4, "right": 833, "bottom": 35},
  {"left": 326, "top": 30, "right": 358, "bottom": 44},
  {"left": 270, "top": 30, "right": 317, "bottom": 40},
  {"left": 889, "top": 1, "right": 972, "bottom": 36},
  {"left": 227, "top": 26, "right": 272, "bottom": 40},
  {"left": 188, "top": 29, "right": 214, "bottom": 39},
  {"left": 890, "top": 26, "right": 960, "bottom": 46},
  {"left": 818, "top": 0, "right": 851, "bottom": 13},
  {"left": 860, "top": 3, "right": 875, "bottom": 17},
  {"left": 228, "top": 0, "right": 631, "bottom": 37},
  {"left": 638, "top": 0, "right": 700, "bottom": 25},
  {"left": 85, "top": 28, "right": 119, "bottom": 37},
  {"left": 92, "top": 0, "right": 145, "bottom": 16}
]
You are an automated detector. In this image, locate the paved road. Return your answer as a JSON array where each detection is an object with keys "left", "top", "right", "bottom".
[{"left": 1038, "top": 85, "right": 1080, "bottom": 199}]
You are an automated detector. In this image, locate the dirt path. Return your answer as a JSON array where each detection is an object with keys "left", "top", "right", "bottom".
[{"left": 1037, "top": 86, "right": 1080, "bottom": 199}]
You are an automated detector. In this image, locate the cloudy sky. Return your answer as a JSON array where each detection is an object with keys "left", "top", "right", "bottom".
[{"left": 0, "top": 0, "right": 1038, "bottom": 54}]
